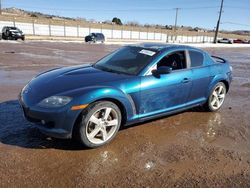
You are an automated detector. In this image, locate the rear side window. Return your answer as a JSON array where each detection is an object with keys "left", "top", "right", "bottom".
[
  {"left": 97, "top": 33, "right": 104, "bottom": 39},
  {"left": 189, "top": 51, "right": 204, "bottom": 67}
]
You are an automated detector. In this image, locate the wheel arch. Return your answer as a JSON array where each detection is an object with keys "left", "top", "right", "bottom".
[
  {"left": 94, "top": 97, "right": 127, "bottom": 125},
  {"left": 72, "top": 97, "right": 128, "bottom": 139},
  {"left": 207, "top": 75, "right": 230, "bottom": 98},
  {"left": 220, "top": 79, "right": 229, "bottom": 93},
  {"left": 65, "top": 86, "right": 137, "bottom": 138}
]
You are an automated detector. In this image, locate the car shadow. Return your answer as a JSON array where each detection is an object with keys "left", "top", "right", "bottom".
[
  {"left": 0, "top": 100, "right": 206, "bottom": 150},
  {"left": 0, "top": 100, "right": 85, "bottom": 150}
]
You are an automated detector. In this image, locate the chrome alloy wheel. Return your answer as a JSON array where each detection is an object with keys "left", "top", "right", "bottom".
[
  {"left": 210, "top": 84, "right": 226, "bottom": 110},
  {"left": 86, "top": 107, "right": 119, "bottom": 144}
]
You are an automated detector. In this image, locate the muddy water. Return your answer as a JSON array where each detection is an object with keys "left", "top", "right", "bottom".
[{"left": 0, "top": 41, "right": 249, "bottom": 187}]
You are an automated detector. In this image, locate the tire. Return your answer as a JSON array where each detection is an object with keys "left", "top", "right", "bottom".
[
  {"left": 204, "top": 82, "right": 226, "bottom": 112},
  {"left": 75, "top": 101, "right": 121, "bottom": 148}
]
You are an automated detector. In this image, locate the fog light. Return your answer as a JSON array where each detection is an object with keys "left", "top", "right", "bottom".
[{"left": 41, "top": 120, "right": 46, "bottom": 125}]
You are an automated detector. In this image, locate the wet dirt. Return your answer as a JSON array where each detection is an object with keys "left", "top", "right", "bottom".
[{"left": 0, "top": 41, "right": 249, "bottom": 187}]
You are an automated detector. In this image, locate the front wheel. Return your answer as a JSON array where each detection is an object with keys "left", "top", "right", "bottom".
[
  {"left": 204, "top": 82, "right": 226, "bottom": 112},
  {"left": 75, "top": 101, "right": 121, "bottom": 148}
]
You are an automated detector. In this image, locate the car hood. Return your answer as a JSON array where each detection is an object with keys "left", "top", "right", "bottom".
[{"left": 24, "top": 64, "right": 131, "bottom": 105}]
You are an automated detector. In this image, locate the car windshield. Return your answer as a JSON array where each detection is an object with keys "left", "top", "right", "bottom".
[
  {"left": 9, "top": 27, "right": 21, "bottom": 32},
  {"left": 93, "top": 46, "right": 158, "bottom": 75}
]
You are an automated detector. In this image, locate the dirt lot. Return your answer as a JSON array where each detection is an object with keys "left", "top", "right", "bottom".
[{"left": 0, "top": 41, "right": 249, "bottom": 187}]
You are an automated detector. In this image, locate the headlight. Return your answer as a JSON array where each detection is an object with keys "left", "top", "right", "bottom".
[
  {"left": 38, "top": 96, "right": 72, "bottom": 108},
  {"left": 21, "top": 84, "right": 29, "bottom": 94},
  {"left": 230, "top": 65, "right": 233, "bottom": 72}
]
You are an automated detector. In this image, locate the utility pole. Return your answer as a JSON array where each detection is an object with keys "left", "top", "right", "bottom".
[
  {"left": 213, "top": 0, "right": 224, "bottom": 43},
  {"left": 0, "top": 0, "right": 2, "bottom": 15},
  {"left": 173, "top": 8, "right": 179, "bottom": 42},
  {"left": 174, "top": 8, "right": 179, "bottom": 31}
]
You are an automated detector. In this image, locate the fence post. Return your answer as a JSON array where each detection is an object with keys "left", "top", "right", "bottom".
[
  {"left": 147, "top": 28, "right": 149, "bottom": 40},
  {"left": 77, "top": 22, "right": 79, "bottom": 38},
  {"left": 121, "top": 25, "right": 123, "bottom": 39},
  {"left": 64, "top": 21, "right": 66, "bottom": 37},
  {"left": 32, "top": 19, "right": 35, "bottom": 35},
  {"left": 139, "top": 28, "right": 141, "bottom": 40},
  {"left": 111, "top": 24, "right": 114, "bottom": 39},
  {"left": 160, "top": 29, "right": 162, "bottom": 41},
  {"left": 49, "top": 20, "right": 51, "bottom": 36},
  {"left": 130, "top": 27, "right": 132, "bottom": 40},
  {"left": 13, "top": 17, "right": 16, "bottom": 27}
]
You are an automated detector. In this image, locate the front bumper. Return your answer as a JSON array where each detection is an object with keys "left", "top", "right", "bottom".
[
  {"left": 11, "top": 34, "right": 25, "bottom": 40},
  {"left": 18, "top": 95, "right": 80, "bottom": 139}
]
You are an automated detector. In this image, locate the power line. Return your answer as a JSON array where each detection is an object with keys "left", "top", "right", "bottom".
[
  {"left": 214, "top": 0, "right": 224, "bottom": 43},
  {"left": 222, "top": 21, "right": 250, "bottom": 27},
  {"left": 224, "top": 6, "right": 250, "bottom": 10}
]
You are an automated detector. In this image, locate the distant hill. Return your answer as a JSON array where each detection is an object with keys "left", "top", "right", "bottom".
[
  {"left": 2, "top": 7, "right": 84, "bottom": 21},
  {"left": 232, "top": 30, "right": 250, "bottom": 35}
]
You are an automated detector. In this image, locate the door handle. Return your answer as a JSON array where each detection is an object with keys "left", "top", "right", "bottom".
[{"left": 182, "top": 78, "right": 190, "bottom": 83}]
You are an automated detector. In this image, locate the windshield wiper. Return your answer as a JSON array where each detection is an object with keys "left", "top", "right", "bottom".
[
  {"left": 103, "top": 67, "right": 122, "bottom": 74},
  {"left": 94, "top": 65, "right": 123, "bottom": 74}
]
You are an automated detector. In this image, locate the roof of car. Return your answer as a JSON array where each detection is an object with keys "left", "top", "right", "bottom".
[
  {"left": 130, "top": 43, "right": 198, "bottom": 52},
  {"left": 4, "top": 26, "right": 17, "bottom": 29},
  {"left": 91, "top": 32, "right": 103, "bottom": 35}
]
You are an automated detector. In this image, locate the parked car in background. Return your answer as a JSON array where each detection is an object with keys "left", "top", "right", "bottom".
[
  {"left": 248, "top": 40, "right": 250, "bottom": 44},
  {"left": 85, "top": 33, "right": 105, "bottom": 43},
  {"left": 233, "top": 39, "right": 246, "bottom": 44},
  {"left": 1, "top": 26, "right": 25, "bottom": 40},
  {"left": 19, "top": 43, "right": 232, "bottom": 148},
  {"left": 217, "top": 38, "right": 232, "bottom": 44}
]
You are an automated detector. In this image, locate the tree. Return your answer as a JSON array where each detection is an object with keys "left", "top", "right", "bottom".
[{"left": 112, "top": 17, "right": 122, "bottom": 25}]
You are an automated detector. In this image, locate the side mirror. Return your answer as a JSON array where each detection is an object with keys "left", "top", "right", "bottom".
[{"left": 152, "top": 66, "right": 172, "bottom": 76}]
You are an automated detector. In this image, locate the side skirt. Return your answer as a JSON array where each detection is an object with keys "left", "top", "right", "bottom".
[{"left": 124, "top": 103, "right": 203, "bottom": 126}]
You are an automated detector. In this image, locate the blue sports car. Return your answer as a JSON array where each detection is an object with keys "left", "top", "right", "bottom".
[{"left": 19, "top": 43, "right": 233, "bottom": 148}]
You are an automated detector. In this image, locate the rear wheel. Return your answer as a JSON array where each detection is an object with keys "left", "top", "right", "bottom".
[
  {"left": 2, "top": 34, "right": 6, "bottom": 40},
  {"left": 204, "top": 82, "right": 226, "bottom": 112},
  {"left": 75, "top": 101, "right": 121, "bottom": 148}
]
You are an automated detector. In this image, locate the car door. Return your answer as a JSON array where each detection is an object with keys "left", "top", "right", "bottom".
[
  {"left": 187, "top": 50, "right": 212, "bottom": 104},
  {"left": 139, "top": 50, "right": 192, "bottom": 118}
]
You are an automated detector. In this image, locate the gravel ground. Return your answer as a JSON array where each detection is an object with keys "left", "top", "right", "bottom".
[{"left": 0, "top": 41, "right": 249, "bottom": 187}]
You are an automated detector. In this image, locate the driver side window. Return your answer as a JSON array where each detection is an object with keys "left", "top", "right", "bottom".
[
  {"left": 157, "top": 51, "right": 187, "bottom": 71},
  {"left": 146, "top": 50, "right": 187, "bottom": 75}
]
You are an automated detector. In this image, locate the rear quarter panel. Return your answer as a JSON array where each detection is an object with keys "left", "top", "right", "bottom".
[{"left": 205, "top": 54, "right": 232, "bottom": 97}]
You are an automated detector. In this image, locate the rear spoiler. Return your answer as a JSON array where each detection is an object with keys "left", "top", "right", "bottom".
[{"left": 211, "top": 55, "right": 227, "bottom": 63}]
